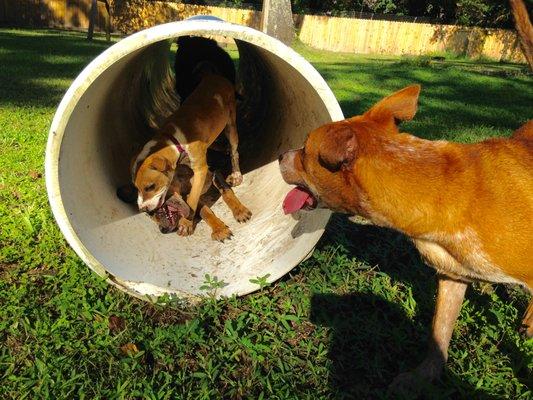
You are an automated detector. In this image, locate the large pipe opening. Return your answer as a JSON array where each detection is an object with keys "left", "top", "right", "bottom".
[{"left": 46, "top": 20, "right": 343, "bottom": 300}]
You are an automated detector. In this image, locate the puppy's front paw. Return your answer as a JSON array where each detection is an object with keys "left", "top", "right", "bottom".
[
  {"left": 177, "top": 217, "right": 194, "bottom": 236},
  {"left": 226, "top": 171, "right": 243, "bottom": 187},
  {"left": 232, "top": 204, "right": 252, "bottom": 223},
  {"left": 211, "top": 224, "right": 232, "bottom": 242}
]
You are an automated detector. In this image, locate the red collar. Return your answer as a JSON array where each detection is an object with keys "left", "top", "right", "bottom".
[{"left": 165, "top": 133, "right": 187, "bottom": 155}]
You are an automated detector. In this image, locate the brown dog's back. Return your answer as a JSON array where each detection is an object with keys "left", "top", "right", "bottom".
[
  {"left": 354, "top": 123, "right": 532, "bottom": 285},
  {"left": 166, "top": 74, "right": 235, "bottom": 146}
]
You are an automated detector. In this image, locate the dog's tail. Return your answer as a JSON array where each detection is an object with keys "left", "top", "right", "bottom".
[{"left": 130, "top": 40, "right": 180, "bottom": 131}]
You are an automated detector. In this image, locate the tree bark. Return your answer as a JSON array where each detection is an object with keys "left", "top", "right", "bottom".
[
  {"left": 509, "top": 0, "right": 533, "bottom": 70},
  {"left": 101, "top": 0, "right": 112, "bottom": 42},
  {"left": 261, "top": 0, "right": 295, "bottom": 45},
  {"left": 87, "top": 0, "right": 97, "bottom": 41}
]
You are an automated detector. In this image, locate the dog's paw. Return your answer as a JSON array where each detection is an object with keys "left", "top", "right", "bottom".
[
  {"left": 226, "top": 171, "right": 243, "bottom": 187},
  {"left": 388, "top": 359, "right": 441, "bottom": 397},
  {"left": 211, "top": 224, "right": 233, "bottom": 242},
  {"left": 388, "top": 370, "right": 423, "bottom": 397},
  {"left": 177, "top": 217, "right": 194, "bottom": 236},
  {"left": 232, "top": 204, "right": 252, "bottom": 223}
]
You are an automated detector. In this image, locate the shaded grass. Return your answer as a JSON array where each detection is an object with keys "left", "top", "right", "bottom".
[{"left": 1, "top": 28, "right": 532, "bottom": 399}]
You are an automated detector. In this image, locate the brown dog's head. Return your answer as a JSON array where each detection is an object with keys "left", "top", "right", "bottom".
[
  {"left": 150, "top": 193, "right": 191, "bottom": 234},
  {"left": 279, "top": 85, "right": 421, "bottom": 214},
  {"left": 132, "top": 141, "right": 177, "bottom": 212}
]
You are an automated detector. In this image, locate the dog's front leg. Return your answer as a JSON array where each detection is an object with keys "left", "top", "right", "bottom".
[
  {"left": 178, "top": 154, "right": 208, "bottom": 236},
  {"left": 213, "top": 171, "right": 251, "bottom": 223},
  {"left": 389, "top": 275, "right": 467, "bottom": 394},
  {"left": 199, "top": 204, "right": 232, "bottom": 242},
  {"left": 520, "top": 297, "right": 533, "bottom": 338},
  {"left": 224, "top": 107, "right": 242, "bottom": 187}
]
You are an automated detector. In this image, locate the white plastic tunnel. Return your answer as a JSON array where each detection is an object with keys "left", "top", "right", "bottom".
[{"left": 45, "top": 18, "right": 344, "bottom": 301}]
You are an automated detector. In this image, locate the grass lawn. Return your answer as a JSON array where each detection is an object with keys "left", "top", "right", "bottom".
[{"left": 1, "top": 28, "right": 532, "bottom": 399}]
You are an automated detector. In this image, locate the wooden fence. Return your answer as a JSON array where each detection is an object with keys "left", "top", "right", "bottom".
[
  {"left": 298, "top": 14, "right": 524, "bottom": 63},
  {"left": 0, "top": 1, "right": 525, "bottom": 63},
  {"left": 1, "top": 0, "right": 109, "bottom": 31}
]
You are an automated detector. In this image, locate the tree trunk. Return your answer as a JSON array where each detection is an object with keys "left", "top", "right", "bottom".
[
  {"left": 509, "top": 0, "right": 533, "bottom": 70},
  {"left": 261, "top": 0, "right": 295, "bottom": 45},
  {"left": 87, "top": 0, "right": 97, "bottom": 41},
  {"left": 101, "top": 0, "right": 112, "bottom": 42}
]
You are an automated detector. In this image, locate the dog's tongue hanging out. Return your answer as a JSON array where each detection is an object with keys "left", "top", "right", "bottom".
[{"left": 283, "top": 187, "right": 317, "bottom": 214}]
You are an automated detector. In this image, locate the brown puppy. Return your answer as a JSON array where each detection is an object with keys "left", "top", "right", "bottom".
[
  {"left": 133, "top": 71, "right": 242, "bottom": 236},
  {"left": 279, "top": 85, "right": 533, "bottom": 389},
  {"left": 151, "top": 165, "right": 251, "bottom": 241}
]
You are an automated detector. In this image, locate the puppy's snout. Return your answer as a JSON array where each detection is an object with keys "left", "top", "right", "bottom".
[
  {"left": 159, "top": 226, "right": 171, "bottom": 234},
  {"left": 278, "top": 153, "right": 284, "bottom": 163}
]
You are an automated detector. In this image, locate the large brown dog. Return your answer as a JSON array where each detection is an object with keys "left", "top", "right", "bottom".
[{"left": 279, "top": 85, "right": 533, "bottom": 389}]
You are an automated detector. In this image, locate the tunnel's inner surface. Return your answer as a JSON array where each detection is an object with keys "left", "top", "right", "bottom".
[{"left": 56, "top": 30, "right": 339, "bottom": 298}]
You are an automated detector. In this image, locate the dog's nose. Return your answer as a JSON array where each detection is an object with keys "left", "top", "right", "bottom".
[
  {"left": 160, "top": 226, "right": 170, "bottom": 234},
  {"left": 278, "top": 153, "right": 284, "bottom": 163}
]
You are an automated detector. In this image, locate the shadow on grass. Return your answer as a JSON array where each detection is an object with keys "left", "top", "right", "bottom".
[
  {"left": 311, "top": 214, "right": 531, "bottom": 399},
  {"left": 0, "top": 30, "right": 112, "bottom": 108}
]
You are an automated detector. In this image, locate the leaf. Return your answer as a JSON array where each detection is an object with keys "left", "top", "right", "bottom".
[
  {"left": 120, "top": 343, "right": 139, "bottom": 356},
  {"left": 109, "top": 315, "right": 126, "bottom": 334}
]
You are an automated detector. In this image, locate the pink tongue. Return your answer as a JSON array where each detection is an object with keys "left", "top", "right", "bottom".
[{"left": 283, "top": 187, "right": 316, "bottom": 214}]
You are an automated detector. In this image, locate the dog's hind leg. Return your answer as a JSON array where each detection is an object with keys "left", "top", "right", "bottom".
[
  {"left": 213, "top": 171, "right": 251, "bottom": 223},
  {"left": 520, "top": 290, "right": 533, "bottom": 338},
  {"left": 389, "top": 275, "right": 467, "bottom": 394},
  {"left": 178, "top": 149, "right": 208, "bottom": 236},
  {"left": 199, "top": 204, "right": 232, "bottom": 242},
  {"left": 224, "top": 103, "right": 242, "bottom": 187}
]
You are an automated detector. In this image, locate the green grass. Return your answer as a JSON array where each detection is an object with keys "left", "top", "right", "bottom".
[{"left": 1, "top": 28, "right": 532, "bottom": 399}]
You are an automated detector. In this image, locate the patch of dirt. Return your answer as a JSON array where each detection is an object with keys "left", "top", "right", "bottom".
[
  {"left": 5, "top": 334, "right": 23, "bottom": 356},
  {"left": 29, "top": 170, "right": 42, "bottom": 180},
  {"left": 108, "top": 315, "right": 126, "bottom": 334},
  {"left": 142, "top": 304, "right": 193, "bottom": 327},
  {"left": 0, "top": 263, "right": 18, "bottom": 280},
  {"left": 288, "top": 320, "right": 315, "bottom": 346},
  {"left": 220, "top": 303, "right": 243, "bottom": 321}
]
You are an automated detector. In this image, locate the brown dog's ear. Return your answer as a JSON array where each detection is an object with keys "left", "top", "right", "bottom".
[
  {"left": 318, "top": 126, "right": 357, "bottom": 172},
  {"left": 150, "top": 156, "right": 171, "bottom": 172},
  {"left": 364, "top": 84, "right": 421, "bottom": 124}
]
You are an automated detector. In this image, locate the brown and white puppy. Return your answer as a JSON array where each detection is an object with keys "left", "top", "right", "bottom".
[
  {"left": 152, "top": 166, "right": 251, "bottom": 241},
  {"left": 133, "top": 70, "right": 242, "bottom": 236},
  {"left": 279, "top": 85, "right": 533, "bottom": 390}
]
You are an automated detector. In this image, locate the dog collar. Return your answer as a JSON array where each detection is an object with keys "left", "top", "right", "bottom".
[{"left": 165, "top": 134, "right": 187, "bottom": 155}]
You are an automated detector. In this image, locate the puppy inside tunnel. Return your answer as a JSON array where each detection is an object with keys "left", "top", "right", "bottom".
[{"left": 46, "top": 20, "right": 343, "bottom": 300}]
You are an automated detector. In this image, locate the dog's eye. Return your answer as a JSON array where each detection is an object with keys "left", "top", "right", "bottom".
[{"left": 144, "top": 184, "right": 156, "bottom": 192}]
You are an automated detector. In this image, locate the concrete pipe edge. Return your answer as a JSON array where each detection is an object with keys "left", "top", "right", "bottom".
[{"left": 45, "top": 19, "right": 344, "bottom": 303}]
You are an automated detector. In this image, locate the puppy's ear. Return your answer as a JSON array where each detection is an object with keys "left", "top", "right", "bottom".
[
  {"left": 364, "top": 84, "right": 421, "bottom": 124},
  {"left": 318, "top": 127, "right": 357, "bottom": 172},
  {"left": 150, "top": 156, "right": 171, "bottom": 173}
]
